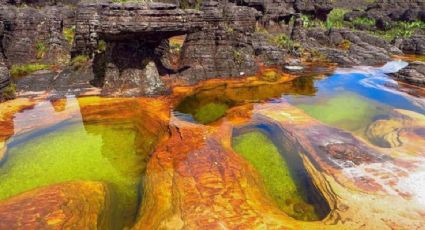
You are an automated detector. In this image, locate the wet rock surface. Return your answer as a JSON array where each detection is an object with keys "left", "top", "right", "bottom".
[
  {"left": 130, "top": 100, "right": 425, "bottom": 229},
  {"left": 0, "top": 181, "right": 110, "bottom": 229},
  {"left": 391, "top": 61, "right": 425, "bottom": 86}
]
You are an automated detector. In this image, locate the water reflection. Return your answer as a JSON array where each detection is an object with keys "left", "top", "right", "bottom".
[
  {"left": 174, "top": 76, "right": 317, "bottom": 124},
  {"left": 0, "top": 96, "right": 161, "bottom": 230}
]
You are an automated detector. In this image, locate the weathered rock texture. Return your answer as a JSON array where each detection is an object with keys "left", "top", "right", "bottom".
[
  {"left": 0, "top": 181, "right": 110, "bottom": 229},
  {"left": 132, "top": 101, "right": 425, "bottom": 229},
  {"left": 365, "top": 0, "right": 425, "bottom": 23},
  {"left": 391, "top": 61, "right": 425, "bottom": 86},
  {"left": 343, "top": 0, "right": 425, "bottom": 38},
  {"left": 236, "top": 0, "right": 332, "bottom": 23},
  {"left": 302, "top": 28, "right": 402, "bottom": 65},
  {"left": 178, "top": 1, "right": 259, "bottom": 82},
  {"left": 0, "top": 60, "right": 11, "bottom": 101},
  {"left": 73, "top": 2, "right": 204, "bottom": 96},
  {"left": 0, "top": 5, "right": 72, "bottom": 65},
  {"left": 395, "top": 35, "right": 425, "bottom": 55}
]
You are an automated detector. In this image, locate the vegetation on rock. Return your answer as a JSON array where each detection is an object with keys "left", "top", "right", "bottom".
[
  {"left": 0, "top": 84, "right": 16, "bottom": 101},
  {"left": 35, "top": 42, "right": 47, "bottom": 59},
  {"left": 70, "top": 55, "right": 90, "bottom": 69},
  {"left": 63, "top": 27, "right": 75, "bottom": 45},
  {"left": 10, "top": 64, "right": 51, "bottom": 79}
]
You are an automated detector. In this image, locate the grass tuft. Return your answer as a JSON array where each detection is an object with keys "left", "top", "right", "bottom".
[
  {"left": 63, "top": 27, "right": 75, "bottom": 45},
  {"left": 10, "top": 64, "right": 51, "bottom": 79}
]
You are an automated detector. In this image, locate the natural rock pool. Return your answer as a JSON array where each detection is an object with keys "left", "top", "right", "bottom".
[{"left": 0, "top": 60, "right": 424, "bottom": 229}]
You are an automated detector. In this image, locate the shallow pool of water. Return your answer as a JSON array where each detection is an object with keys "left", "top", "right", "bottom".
[
  {"left": 1, "top": 60, "right": 424, "bottom": 228},
  {"left": 0, "top": 97, "right": 160, "bottom": 229},
  {"left": 232, "top": 129, "right": 330, "bottom": 221}
]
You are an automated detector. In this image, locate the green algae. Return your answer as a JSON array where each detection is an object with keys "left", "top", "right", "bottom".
[
  {"left": 0, "top": 121, "right": 148, "bottom": 229},
  {"left": 232, "top": 131, "right": 320, "bottom": 221},
  {"left": 193, "top": 102, "right": 229, "bottom": 124},
  {"left": 296, "top": 93, "right": 388, "bottom": 134},
  {"left": 175, "top": 77, "right": 317, "bottom": 124}
]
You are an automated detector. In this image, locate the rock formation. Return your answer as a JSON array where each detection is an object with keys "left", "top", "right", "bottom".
[
  {"left": 395, "top": 35, "right": 425, "bottom": 55},
  {"left": 178, "top": 1, "right": 259, "bottom": 82},
  {"left": 73, "top": 2, "right": 204, "bottom": 96},
  {"left": 391, "top": 61, "right": 425, "bottom": 86},
  {"left": 0, "top": 60, "right": 12, "bottom": 101},
  {"left": 302, "top": 28, "right": 402, "bottom": 66},
  {"left": 0, "top": 4, "right": 72, "bottom": 65},
  {"left": 131, "top": 101, "right": 425, "bottom": 229},
  {"left": 0, "top": 181, "right": 110, "bottom": 229}
]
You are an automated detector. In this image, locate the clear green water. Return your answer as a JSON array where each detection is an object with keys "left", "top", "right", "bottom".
[
  {"left": 232, "top": 131, "right": 321, "bottom": 221},
  {"left": 0, "top": 121, "right": 146, "bottom": 229},
  {"left": 295, "top": 92, "right": 390, "bottom": 135},
  {"left": 193, "top": 102, "right": 229, "bottom": 124}
]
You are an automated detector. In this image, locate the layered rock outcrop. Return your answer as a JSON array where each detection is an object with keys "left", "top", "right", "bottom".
[
  {"left": 178, "top": 1, "right": 259, "bottom": 82},
  {"left": 0, "top": 5, "right": 71, "bottom": 65},
  {"left": 236, "top": 0, "right": 332, "bottom": 23},
  {"left": 73, "top": 2, "right": 204, "bottom": 96},
  {"left": 0, "top": 61, "right": 11, "bottom": 101},
  {"left": 394, "top": 35, "right": 425, "bottom": 55},
  {"left": 302, "top": 28, "right": 401, "bottom": 65}
]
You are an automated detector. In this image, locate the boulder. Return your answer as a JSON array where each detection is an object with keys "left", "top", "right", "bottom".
[{"left": 396, "top": 35, "right": 425, "bottom": 55}]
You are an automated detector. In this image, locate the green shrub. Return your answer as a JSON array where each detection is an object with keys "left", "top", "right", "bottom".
[
  {"left": 97, "top": 40, "right": 107, "bottom": 53},
  {"left": 35, "top": 42, "right": 47, "bottom": 59},
  {"left": 1, "top": 83, "right": 16, "bottom": 100},
  {"left": 70, "top": 55, "right": 90, "bottom": 69},
  {"left": 326, "top": 8, "right": 350, "bottom": 29},
  {"left": 301, "top": 15, "right": 315, "bottom": 28},
  {"left": 373, "top": 21, "right": 425, "bottom": 41},
  {"left": 271, "top": 34, "right": 300, "bottom": 51},
  {"left": 301, "top": 8, "right": 350, "bottom": 30},
  {"left": 10, "top": 64, "right": 51, "bottom": 79},
  {"left": 338, "top": 39, "right": 351, "bottom": 50},
  {"left": 63, "top": 27, "right": 75, "bottom": 45},
  {"left": 353, "top": 17, "right": 376, "bottom": 27}
]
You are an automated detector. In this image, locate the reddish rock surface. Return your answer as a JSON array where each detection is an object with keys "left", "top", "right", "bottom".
[{"left": 0, "top": 181, "right": 110, "bottom": 229}]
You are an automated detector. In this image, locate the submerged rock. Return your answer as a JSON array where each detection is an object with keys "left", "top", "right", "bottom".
[
  {"left": 366, "top": 119, "right": 403, "bottom": 148},
  {"left": 131, "top": 100, "right": 425, "bottom": 229},
  {"left": 0, "top": 181, "right": 110, "bottom": 229}
]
